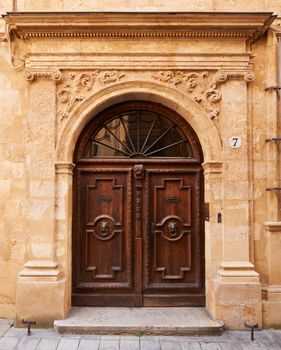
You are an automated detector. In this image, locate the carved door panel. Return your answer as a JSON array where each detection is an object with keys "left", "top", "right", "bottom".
[
  {"left": 143, "top": 168, "right": 204, "bottom": 306},
  {"left": 73, "top": 165, "right": 204, "bottom": 307},
  {"left": 72, "top": 167, "right": 136, "bottom": 306}
]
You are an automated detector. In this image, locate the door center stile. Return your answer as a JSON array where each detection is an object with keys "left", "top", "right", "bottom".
[{"left": 133, "top": 163, "right": 145, "bottom": 306}]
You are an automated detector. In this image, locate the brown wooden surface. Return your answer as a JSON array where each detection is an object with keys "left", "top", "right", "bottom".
[{"left": 72, "top": 102, "right": 204, "bottom": 307}]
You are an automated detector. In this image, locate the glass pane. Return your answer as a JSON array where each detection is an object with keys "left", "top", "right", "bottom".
[{"left": 84, "top": 110, "right": 194, "bottom": 159}]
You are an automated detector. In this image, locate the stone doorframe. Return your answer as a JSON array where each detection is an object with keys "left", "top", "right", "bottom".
[
  {"left": 5, "top": 11, "right": 275, "bottom": 328},
  {"left": 16, "top": 81, "right": 260, "bottom": 328}
]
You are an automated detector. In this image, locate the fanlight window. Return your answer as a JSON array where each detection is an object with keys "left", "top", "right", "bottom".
[{"left": 84, "top": 110, "right": 194, "bottom": 158}]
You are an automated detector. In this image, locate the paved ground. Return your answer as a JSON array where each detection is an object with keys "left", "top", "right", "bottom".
[{"left": 1, "top": 319, "right": 281, "bottom": 350}]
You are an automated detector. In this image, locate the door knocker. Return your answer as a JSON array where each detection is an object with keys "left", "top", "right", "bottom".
[
  {"left": 99, "top": 220, "right": 109, "bottom": 236},
  {"left": 168, "top": 221, "right": 178, "bottom": 236}
]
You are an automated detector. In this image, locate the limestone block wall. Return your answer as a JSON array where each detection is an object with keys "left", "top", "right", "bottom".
[
  {"left": 0, "top": 37, "right": 26, "bottom": 318},
  {"left": 12, "top": 0, "right": 281, "bottom": 13}
]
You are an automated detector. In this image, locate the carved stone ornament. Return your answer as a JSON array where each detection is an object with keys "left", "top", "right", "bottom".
[
  {"left": 213, "top": 70, "right": 255, "bottom": 84},
  {"left": 54, "top": 68, "right": 254, "bottom": 123},
  {"left": 57, "top": 70, "right": 125, "bottom": 121},
  {"left": 25, "top": 70, "right": 62, "bottom": 82},
  {"left": 152, "top": 69, "right": 255, "bottom": 119}
]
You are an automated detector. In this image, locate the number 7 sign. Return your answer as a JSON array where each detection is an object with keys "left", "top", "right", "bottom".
[{"left": 229, "top": 136, "right": 241, "bottom": 148}]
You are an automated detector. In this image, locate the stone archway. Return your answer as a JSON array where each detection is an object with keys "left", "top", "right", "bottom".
[
  {"left": 56, "top": 80, "right": 222, "bottom": 163},
  {"left": 54, "top": 81, "right": 222, "bottom": 320}
]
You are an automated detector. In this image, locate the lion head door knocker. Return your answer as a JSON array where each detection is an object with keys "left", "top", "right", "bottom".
[
  {"left": 99, "top": 220, "right": 109, "bottom": 236},
  {"left": 168, "top": 221, "right": 178, "bottom": 236},
  {"left": 133, "top": 164, "right": 145, "bottom": 179}
]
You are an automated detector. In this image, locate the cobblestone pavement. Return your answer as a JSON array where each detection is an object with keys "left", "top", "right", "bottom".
[{"left": 1, "top": 319, "right": 281, "bottom": 350}]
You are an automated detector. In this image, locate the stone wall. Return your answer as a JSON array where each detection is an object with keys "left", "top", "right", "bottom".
[
  {"left": 0, "top": 24, "right": 27, "bottom": 318},
  {"left": 10, "top": 0, "right": 281, "bottom": 12}
]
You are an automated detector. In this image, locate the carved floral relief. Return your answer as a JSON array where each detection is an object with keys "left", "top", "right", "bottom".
[
  {"left": 152, "top": 70, "right": 220, "bottom": 119},
  {"left": 57, "top": 70, "right": 125, "bottom": 121},
  {"left": 26, "top": 68, "right": 255, "bottom": 123},
  {"left": 152, "top": 69, "right": 254, "bottom": 119}
]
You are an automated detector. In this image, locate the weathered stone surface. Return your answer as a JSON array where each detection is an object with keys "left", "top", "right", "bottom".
[
  {"left": 0, "top": 336, "right": 19, "bottom": 350},
  {"left": 54, "top": 307, "right": 224, "bottom": 335},
  {"left": 78, "top": 339, "right": 100, "bottom": 350},
  {"left": 36, "top": 337, "right": 61, "bottom": 350}
]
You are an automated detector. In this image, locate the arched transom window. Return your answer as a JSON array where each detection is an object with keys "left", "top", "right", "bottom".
[{"left": 84, "top": 110, "right": 195, "bottom": 159}]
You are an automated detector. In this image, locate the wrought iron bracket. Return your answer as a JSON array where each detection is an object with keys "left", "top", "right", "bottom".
[
  {"left": 22, "top": 319, "right": 36, "bottom": 336},
  {"left": 265, "top": 138, "right": 281, "bottom": 142},
  {"left": 265, "top": 86, "right": 281, "bottom": 91},
  {"left": 266, "top": 187, "right": 281, "bottom": 191}
]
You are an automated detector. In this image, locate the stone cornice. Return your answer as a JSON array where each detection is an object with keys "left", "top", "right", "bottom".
[{"left": 3, "top": 12, "right": 276, "bottom": 42}]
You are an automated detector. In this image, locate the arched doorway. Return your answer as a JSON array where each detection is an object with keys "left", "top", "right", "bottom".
[{"left": 72, "top": 101, "right": 205, "bottom": 307}]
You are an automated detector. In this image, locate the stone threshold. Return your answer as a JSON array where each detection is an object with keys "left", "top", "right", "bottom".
[{"left": 54, "top": 307, "right": 224, "bottom": 336}]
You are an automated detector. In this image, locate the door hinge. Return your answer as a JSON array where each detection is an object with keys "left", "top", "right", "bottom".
[{"left": 204, "top": 202, "right": 210, "bottom": 221}]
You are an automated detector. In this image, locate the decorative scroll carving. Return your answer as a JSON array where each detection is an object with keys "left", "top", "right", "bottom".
[
  {"left": 213, "top": 70, "right": 255, "bottom": 84},
  {"left": 152, "top": 69, "right": 255, "bottom": 119},
  {"left": 152, "top": 70, "right": 220, "bottom": 119},
  {"left": 25, "top": 70, "right": 62, "bottom": 82},
  {"left": 99, "top": 71, "right": 125, "bottom": 84},
  {"left": 57, "top": 70, "right": 125, "bottom": 121},
  {"left": 54, "top": 68, "right": 255, "bottom": 124},
  {"left": 73, "top": 71, "right": 99, "bottom": 90}
]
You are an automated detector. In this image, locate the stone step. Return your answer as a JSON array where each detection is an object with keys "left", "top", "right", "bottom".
[{"left": 54, "top": 307, "right": 224, "bottom": 336}]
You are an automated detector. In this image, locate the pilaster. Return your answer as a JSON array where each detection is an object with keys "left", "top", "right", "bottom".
[
  {"left": 55, "top": 161, "right": 75, "bottom": 315},
  {"left": 210, "top": 77, "right": 261, "bottom": 328},
  {"left": 262, "top": 222, "right": 281, "bottom": 327},
  {"left": 15, "top": 71, "right": 67, "bottom": 327}
]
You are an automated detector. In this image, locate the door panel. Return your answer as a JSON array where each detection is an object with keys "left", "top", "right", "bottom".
[
  {"left": 72, "top": 168, "right": 135, "bottom": 306},
  {"left": 143, "top": 169, "right": 204, "bottom": 306},
  {"left": 73, "top": 164, "right": 204, "bottom": 307}
]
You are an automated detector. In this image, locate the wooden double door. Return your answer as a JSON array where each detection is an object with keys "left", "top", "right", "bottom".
[{"left": 72, "top": 160, "right": 204, "bottom": 307}]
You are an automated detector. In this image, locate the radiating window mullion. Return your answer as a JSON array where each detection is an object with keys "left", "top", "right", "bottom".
[
  {"left": 93, "top": 139, "right": 132, "bottom": 156},
  {"left": 143, "top": 124, "right": 176, "bottom": 155},
  {"left": 145, "top": 140, "right": 187, "bottom": 156},
  {"left": 120, "top": 116, "right": 137, "bottom": 154},
  {"left": 140, "top": 113, "right": 158, "bottom": 154},
  {"left": 104, "top": 126, "right": 134, "bottom": 155}
]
